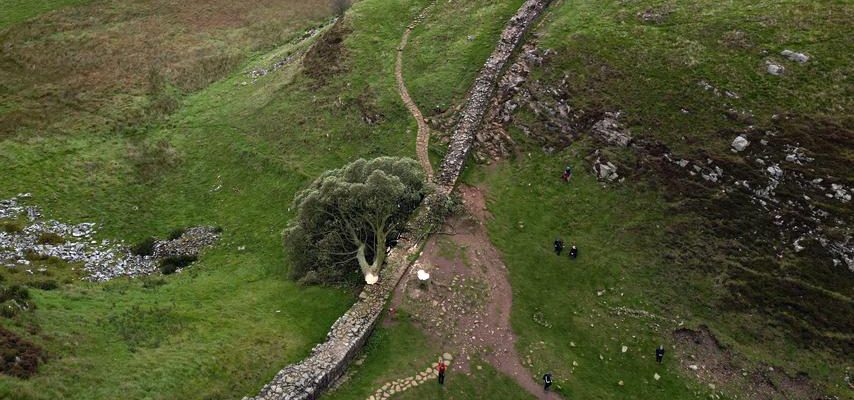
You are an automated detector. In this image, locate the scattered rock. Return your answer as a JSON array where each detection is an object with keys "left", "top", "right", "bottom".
[
  {"left": 591, "top": 112, "right": 632, "bottom": 147},
  {"left": 731, "top": 135, "right": 750, "bottom": 152},
  {"left": 766, "top": 61, "right": 785, "bottom": 76},
  {"left": 781, "top": 50, "right": 809, "bottom": 64},
  {"left": 593, "top": 158, "right": 620, "bottom": 182},
  {"left": 0, "top": 195, "right": 219, "bottom": 281}
]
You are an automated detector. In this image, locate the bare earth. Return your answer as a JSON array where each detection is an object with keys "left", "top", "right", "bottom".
[{"left": 389, "top": 185, "right": 559, "bottom": 399}]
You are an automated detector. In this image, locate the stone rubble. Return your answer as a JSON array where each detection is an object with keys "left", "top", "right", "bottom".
[
  {"left": 0, "top": 195, "right": 219, "bottom": 281},
  {"left": 593, "top": 157, "right": 620, "bottom": 182},
  {"left": 781, "top": 50, "right": 809, "bottom": 64},
  {"left": 662, "top": 128, "right": 853, "bottom": 270},
  {"left": 366, "top": 353, "right": 453, "bottom": 399}
]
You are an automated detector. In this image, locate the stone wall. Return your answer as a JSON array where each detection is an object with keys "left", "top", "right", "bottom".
[
  {"left": 243, "top": 237, "right": 419, "bottom": 400},
  {"left": 244, "top": 1, "right": 552, "bottom": 398},
  {"left": 437, "top": 0, "right": 553, "bottom": 189}
]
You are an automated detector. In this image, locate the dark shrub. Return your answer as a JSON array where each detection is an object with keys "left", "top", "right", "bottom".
[
  {"left": 131, "top": 237, "right": 157, "bottom": 256},
  {"left": 0, "top": 326, "right": 46, "bottom": 378},
  {"left": 159, "top": 255, "right": 197, "bottom": 275},
  {"left": 22, "top": 250, "right": 48, "bottom": 262},
  {"left": 0, "top": 285, "right": 29, "bottom": 303},
  {"left": 167, "top": 228, "right": 186, "bottom": 241},
  {"left": 30, "top": 280, "right": 58, "bottom": 291},
  {"left": 36, "top": 232, "right": 64, "bottom": 245},
  {"left": 1, "top": 221, "right": 22, "bottom": 234}
]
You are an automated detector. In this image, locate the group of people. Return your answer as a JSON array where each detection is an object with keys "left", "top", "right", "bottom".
[{"left": 553, "top": 238, "right": 578, "bottom": 259}]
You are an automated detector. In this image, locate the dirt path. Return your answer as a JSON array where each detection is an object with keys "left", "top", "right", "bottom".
[
  {"left": 395, "top": 4, "right": 434, "bottom": 182},
  {"left": 386, "top": 185, "right": 558, "bottom": 399}
]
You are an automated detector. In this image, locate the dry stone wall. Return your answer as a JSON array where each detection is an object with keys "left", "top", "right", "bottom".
[{"left": 437, "top": 0, "right": 553, "bottom": 190}]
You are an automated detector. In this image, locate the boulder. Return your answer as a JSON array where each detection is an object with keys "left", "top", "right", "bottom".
[
  {"left": 781, "top": 50, "right": 809, "bottom": 63},
  {"left": 731, "top": 135, "right": 750, "bottom": 152}
]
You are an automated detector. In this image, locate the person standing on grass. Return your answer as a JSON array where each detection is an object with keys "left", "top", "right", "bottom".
[
  {"left": 569, "top": 244, "right": 578, "bottom": 259},
  {"left": 656, "top": 345, "right": 665, "bottom": 364},
  {"left": 554, "top": 238, "right": 564, "bottom": 255},
  {"left": 561, "top": 165, "right": 573, "bottom": 182},
  {"left": 437, "top": 360, "right": 447, "bottom": 385},
  {"left": 543, "top": 372, "right": 553, "bottom": 391}
]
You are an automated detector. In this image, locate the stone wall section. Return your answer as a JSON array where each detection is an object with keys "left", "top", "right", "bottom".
[
  {"left": 244, "top": 1, "right": 552, "bottom": 398},
  {"left": 243, "top": 238, "right": 419, "bottom": 400},
  {"left": 437, "top": 0, "right": 553, "bottom": 190}
]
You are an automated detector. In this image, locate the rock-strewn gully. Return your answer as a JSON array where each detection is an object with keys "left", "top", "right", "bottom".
[
  {"left": 245, "top": 0, "right": 551, "bottom": 398},
  {"left": 0, "top": 194, "right": 218, "bottom": 281}
]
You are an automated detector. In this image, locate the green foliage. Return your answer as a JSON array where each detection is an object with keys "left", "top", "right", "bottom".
[
  {"left": 158, "top": 255, "right": 197, "bottom": 275},
  {"left": 130, "top": 237, "right": 157, "bottom": 256},
  {"left": 0, "top": 221, "right": 23, "bottom": 234},
  {"left": 36, "top": 232, "right": 65, "bottom": 245},
  {"left": 167, "top": 228, "right": 187, "bottom": 241},
  {"left": 284, "top": 157, "right": 425, "bottom": 284},
  {"left": 0, "top": 284, "right": 34, "bottom": 317}
]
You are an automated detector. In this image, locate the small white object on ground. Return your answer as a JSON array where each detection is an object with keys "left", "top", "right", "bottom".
[{"left": 417, "top": 269, "right": 430, "bottom": 281}]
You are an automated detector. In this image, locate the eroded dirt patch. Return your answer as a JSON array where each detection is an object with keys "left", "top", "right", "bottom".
[
  {"left": 302, "top": 20, "right": 351, "bottom": 85},
  {"left": 390, "top": 185, "right": 556, "bottom": 399},
  {"left": 673, "top": 326, "right": 828, "bottom": 399},
  {"left": 0, "top": 326, "right": 45, "bottom": 379}
]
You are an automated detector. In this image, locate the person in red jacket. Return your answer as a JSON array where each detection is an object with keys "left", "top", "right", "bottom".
[{"left": 437, "top": 360, "right": 447, "bottom": 385}]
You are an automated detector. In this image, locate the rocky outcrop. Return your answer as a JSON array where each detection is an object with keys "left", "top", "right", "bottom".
[
  {"left": 0, "top": 195, "right": 219, "bottom": 281},
  {"left": 437, "top": 0, "right": 553, "bottom": 190}
]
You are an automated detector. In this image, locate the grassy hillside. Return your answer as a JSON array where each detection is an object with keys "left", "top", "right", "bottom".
[
  {"left": 470, "top": 0, "right": 852, "bottom": 397},
  {"left": 0, "top": 0, "right": 332, "bottom": 138},
  {"left": 0, "top": 0, "right": 420, "bottom": 397},
  {"left": 0, "top": 0, "right": 850, "bottom": 398},
  {"left": 0, "top": 0, "right": 92, "bottom": 28}
]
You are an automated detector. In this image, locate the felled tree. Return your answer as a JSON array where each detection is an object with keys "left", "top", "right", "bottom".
[{"left": 284, "top": 157, "right": 425, "bottom": 285}]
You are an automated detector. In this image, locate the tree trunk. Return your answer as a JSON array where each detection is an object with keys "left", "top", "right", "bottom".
[{"left": 355, "top": 228, "right": 387, "bottom": 284}]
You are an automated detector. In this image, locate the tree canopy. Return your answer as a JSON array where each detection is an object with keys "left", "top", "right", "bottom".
[{"left": 284, "top": 157, "right": 425, "bottom": 285}]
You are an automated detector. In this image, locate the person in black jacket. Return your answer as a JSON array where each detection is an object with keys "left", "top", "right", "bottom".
[
  {"left": 553, "top": 238, "right": 564, "bottom": 255},
  {"left": 656, "top": 345, "right": 665, "bottom": 364},
  {"left": 569, "top": 244, "right": 578, "bottom": 259},
  {"left": 543, "top": 372, "right": 553, "bottom": 391}
]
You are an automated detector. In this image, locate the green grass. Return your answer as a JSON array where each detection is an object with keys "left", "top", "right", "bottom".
[
  {"left": 0, "top": 0, "right": 333, "bottom": 138},
  {"left": 0, "top": 0, "right": 91, "bottom": 28},
  {"left": 0, "top": 0, "right": 420, "bottom": 397},
  {"left": 533, "top": 0, "right": 851, "bottom": 156},
  {"left": 470, "top": 147, "right": 719, "bottom": 399},
  {"left": 465, "top": 0, "right": 852, "bottom": 397},
  {"left": 326, "top": 318, "right": 535, "bottom": 400}
]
